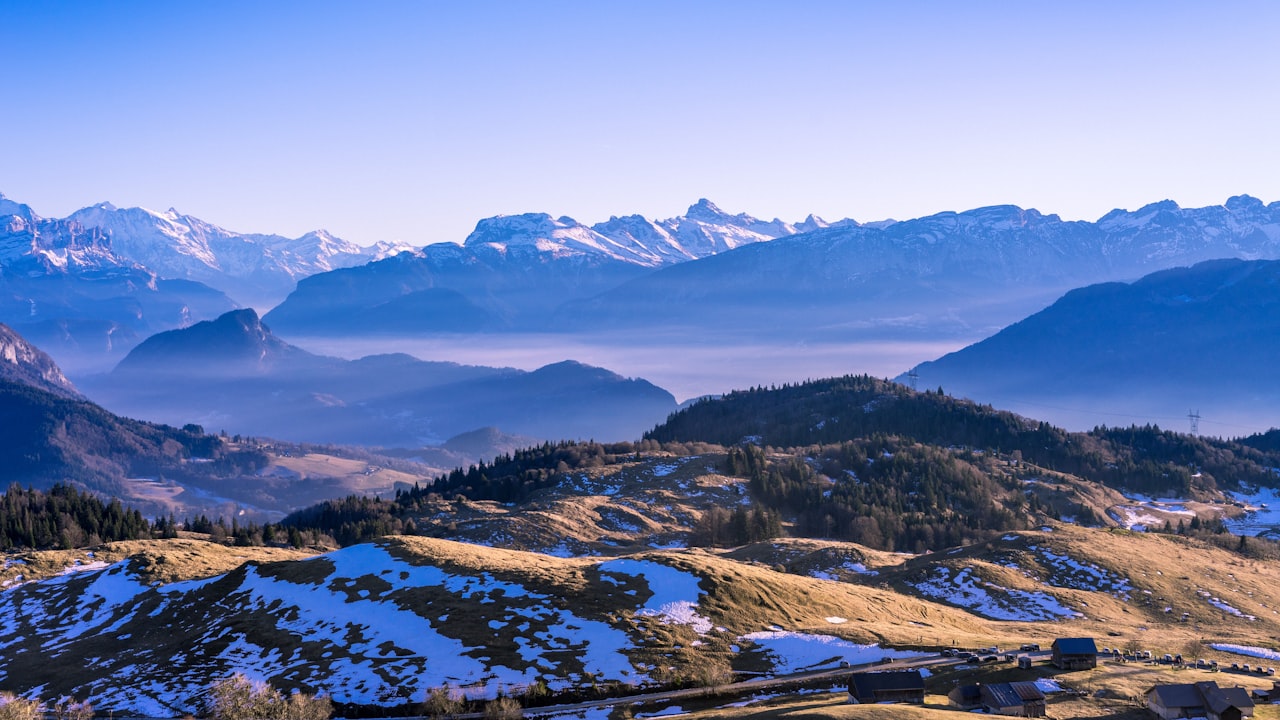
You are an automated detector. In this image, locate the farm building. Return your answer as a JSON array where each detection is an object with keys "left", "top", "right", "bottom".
[
  {"left": 1051, "top": 637, "right": 1098, "bottom": 670},
  {"left": 949, "top": 682, "right": 1045, "bottom": 717},
  {"left": 847, "top": 670, "right": 925, "bottom": 704},
  {"left": 981, "top": 681, "right": 1047, "bottom": 717},
  {"left": 949, "top": 684, "right": 982, "bottom": 710},
  {"left": 1145, "top": 680, "right": 1254, "bottom": 720}
]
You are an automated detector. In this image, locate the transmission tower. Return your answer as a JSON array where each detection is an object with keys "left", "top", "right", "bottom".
[
  {"left": 907, "top": 369, "right": 919, "bottom": 391},
  {"left": 1188, "top": 409, "right": 1201, "bottom": 436}
]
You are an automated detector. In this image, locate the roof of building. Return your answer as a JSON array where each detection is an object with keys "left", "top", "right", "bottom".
[
  {"left": 1147, "top": 681, "right": 1253, "bottom": 713},
  {"left": 1052, "top": 637, "right": 1098, "bottom": 655},
  {"left": 983, "top": 682, "right": 1045, "bottom": 708},
  {"left": 1010, "top": 682, "right": 1047, "bottom": 702},
  {"left": 849, "top": 670, "right": 925, "bottom": 696},
  {"left": 1147, "top": 683, "right": 1206, "bottom": 710},
  {"left": 1198, "top": 681, "right": 1255, "bottom": 714}
]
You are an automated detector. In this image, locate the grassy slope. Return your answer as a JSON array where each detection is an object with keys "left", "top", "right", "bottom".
[{"left": 3, "top": 523, "right": 1280, "bottom": 715}]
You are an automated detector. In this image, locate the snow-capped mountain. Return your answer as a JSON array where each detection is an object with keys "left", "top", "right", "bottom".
[
  {"left": 457, "top": 198, "right": 845, "bottom": 266},
  {"left": 588, "top": 198, "right": 832, "bottom": 262},
  {"left": 264, "top": 199, "right": 849, "bottom": 335},
  {"left": 63, "top": 201, "right": 405, "bottom": 308},
  {"left": 556, "top": 195, "right": 1280, "bottom": 340}
]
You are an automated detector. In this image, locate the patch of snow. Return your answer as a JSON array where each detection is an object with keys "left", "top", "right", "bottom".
[
  {"left": 1210, "top": 644, "right": 1280, "bottom": 661},
  {"left": 1033, "top": 548, "right": 1132, "bottom": 599},
  {"left": 1034, "top": 679, "right": 1065, "bottom": 693},
  {"left": 912, "top": 567, "right": 1082, "bottom": 621},
  {"left": 599, "top": 559, "right": 713, "bottom": 634},
  {"left": 1197, "top": 590, "right": 1256, "bottom": 620},
  {"left": 1223, "top": 486, "right": 1280, "bottom": 537},
  {"left": 738, "top": 631, "right": 926, "bottom": 673},
  {"left": 825, "top": 617, "right": 847, "bottom": 624}
]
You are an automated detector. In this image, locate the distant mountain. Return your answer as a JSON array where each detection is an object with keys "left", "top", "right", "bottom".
[
  {"left": 0, "top": 322, "right": 82, "bottom": 399},
  {"left": 904, "top": 258, "right": 1280, "bottom": 431},
  {"left": 0, "top": 372, "right": 216, "bottom": 496},
  {"left": 1, "top": 194, "right": 242, "bottom": 373},
  {"left": 262, "top": 199, "right": 840, "bottom": 336},
  {"left": 114, "top": 307, "right": 319, "bottom": 376},
  {"left": 0, "top": 191, "right": 414, "bottom": 373},
  {"left": 559, "top": 196, "right": 1280, "bottom": 340},
  {"left": 52, "top": 198, "right": 406, "bottom": 308},
  {"left": 267, "top": 195, "right": 1280, "bottom": 343},
  {"left": 82, "top": 309, "right": 678, "bottom": 445}
]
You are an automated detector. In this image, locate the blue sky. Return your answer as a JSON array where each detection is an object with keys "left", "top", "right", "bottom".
[{"left": 3, "top": 1, "right": 1278, "bottom": 246}]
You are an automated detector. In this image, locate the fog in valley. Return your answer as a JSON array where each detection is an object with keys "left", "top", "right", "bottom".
[{"left": 281, "top": 332, "right": 976, "bottom": 406}]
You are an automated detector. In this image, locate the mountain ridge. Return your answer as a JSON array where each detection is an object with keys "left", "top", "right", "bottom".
[
  {"left": 904, "top": 257, "right": 1280, "bottom": 431},
  {"left": 269, "top": 195, "right": 1280, "bottom": 343}
]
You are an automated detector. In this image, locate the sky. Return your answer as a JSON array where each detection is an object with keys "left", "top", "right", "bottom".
[{"left": 3, "top": 1, "right": 1279, "bottom": 247}]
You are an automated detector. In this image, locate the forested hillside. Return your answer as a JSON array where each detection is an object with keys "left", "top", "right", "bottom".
[
  {"left": 0, "top": 378, "right": 245, "bottom": 493},
  {"left": 645, "top": 375, "right": 1280, "bottom": 498}
]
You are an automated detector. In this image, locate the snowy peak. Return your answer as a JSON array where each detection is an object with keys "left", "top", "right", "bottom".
[
  {"left": 458, "top": 200, "right": 861, "bottom": 267},
  {"left": 684, "top": 197, "right": 731, "bottom": 222},
  {"left": 0, "top": 192, "right": 40, "bottom": 222},
  {"left": 50, "top": 199, "right": 390, "bottom": 306},
  {"left": 656, "top": 199, "right": 799, "bottom": 256},
  {"left": 464, "top": 212, "right": 665, "bottom": 266}
]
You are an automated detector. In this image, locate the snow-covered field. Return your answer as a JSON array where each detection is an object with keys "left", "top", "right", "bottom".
[
  {"left": 912, "top": 567, "right": 1082, "bottom": 621},
  {"left": 1210, "top": 644, "right": 1280, "bottom": 661},
  {"left": 737, "top": 631, "right": 926, "bottom": 673},
  {"left": 1032, "top": 547, "right": 1132, "bottom": 599},
  {"left": 3, "top": 540, "right": 924, "bottom": 716},
  {"left": 600, "top": 559, "right": 713, "bottom": 634},
  {"left": 0, "top": 543, "right": 740, "bottom": 713},
  {"left": 1224, "top": 486, "right": 1280, "bottom": 538}
]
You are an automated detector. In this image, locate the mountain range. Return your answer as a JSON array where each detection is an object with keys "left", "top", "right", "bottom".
[
  {"left": 0, "top": 193, "right": 406, "bottom": 307},
  {"left": 0, "top": 192, "right": 842, "bottom": 371},
  {"left": 266, "top": 195, "right": 1280, "bottom": 344},
  {"left": 78, "top": 308, "right": 678, "bottom": 446},
  {"left": 905, "top": 257, "right": 1280, "bottom": 432}
]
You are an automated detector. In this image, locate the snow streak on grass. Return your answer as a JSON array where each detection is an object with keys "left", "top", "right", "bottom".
[
  {"left": 737, "top": 631, "right": 925, "bottom": 673},
  {"left": 912, "top": 567, "right": 1082, "bottom": 621}
]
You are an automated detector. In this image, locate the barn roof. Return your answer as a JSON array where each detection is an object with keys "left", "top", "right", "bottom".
[
  {"left": 1147, "top": 683, "right": 1204, "bottom": 710},
  {"left": 1198, "top": 682, "right": 1254, "bottom": 714},
  {"left": 849, "top": 670, "right": 925, "bottom": 696},
  {"left": 1052, "top": 637, "right": 1098, "bottom": 655},
  {"left": 984, "top": 682, "right": 1045, "bottom": 708}
]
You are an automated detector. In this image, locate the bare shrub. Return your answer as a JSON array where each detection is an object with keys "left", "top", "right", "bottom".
[
  {"left": 52, "top": 699, "right": 94, "bottom": 720},
  {"left": 483, "top": 696, "right": 522, "bottom": 720},
  {"left": 422, "top": 685, "right": 465, "bottom": 719},
  {"left": 206, "top": 674, "right": 331, "bottom": 720},
  {"left": 0, "top": 694, "right": 41, "bottom": 720}
]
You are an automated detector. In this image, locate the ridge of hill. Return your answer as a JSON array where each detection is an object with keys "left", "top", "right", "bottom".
[
  {"left": 904, "top": 257, "right": 1280, "bottom": 431},
  {"left": 644, "top": 375, "right": 1280, "bottom": 501},
  {"left": 0, "top": 322, "right": 81, "bottom": 399}
]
